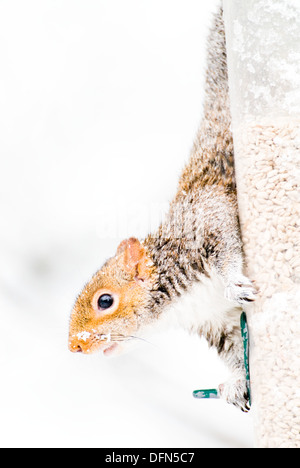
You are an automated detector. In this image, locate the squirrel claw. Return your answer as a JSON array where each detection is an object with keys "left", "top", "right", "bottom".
[
  {"left": 218, "top": 379, "right": 250, "bottom": 413},
  {"left": 225, "top": 275, "right": 258, "bottom": 305}
]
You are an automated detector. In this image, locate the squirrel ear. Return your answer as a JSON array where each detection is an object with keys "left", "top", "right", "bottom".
[{"left": 117, "top": 238, "right": 151, "bottom": 281}]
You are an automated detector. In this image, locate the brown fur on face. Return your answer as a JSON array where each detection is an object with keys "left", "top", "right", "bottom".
[
  {"left": 68, "top": 238, "right": 156, "bottom": 355},
  {"left": 68, "top": 7, "right": 253, "bottom": 412}
]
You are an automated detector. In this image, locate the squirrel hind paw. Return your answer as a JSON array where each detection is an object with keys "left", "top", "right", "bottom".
[
  {"left": 224, "top": 276, "right": 258, "bottom": 305},
  {"left": 218, "top": 379, "right": 250, "bottom": 413}
]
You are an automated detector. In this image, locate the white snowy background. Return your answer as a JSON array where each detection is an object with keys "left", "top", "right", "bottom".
[{"left": 0, "top": 0, "right": 254, "bottom": 448}]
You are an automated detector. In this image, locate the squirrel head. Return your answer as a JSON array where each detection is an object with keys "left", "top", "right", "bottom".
[{"left": 68, "top": 238, "right": 156, "bottom": 356}]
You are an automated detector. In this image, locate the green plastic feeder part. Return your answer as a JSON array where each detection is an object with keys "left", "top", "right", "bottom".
[{"left": 193, "top": 312, "right": 251, "bottom": 406}]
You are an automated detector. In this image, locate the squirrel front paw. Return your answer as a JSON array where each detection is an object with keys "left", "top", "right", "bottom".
[
  {"left": 224, "top": 275, "right": 257, "bottom": 305},
  {"left": 218, "top": 378, "right": 250, "bottom": 413}
]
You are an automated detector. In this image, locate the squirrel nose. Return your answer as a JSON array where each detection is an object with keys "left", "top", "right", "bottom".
[{"left": 69, "top": 341, "right": 83, "bottom": 353}]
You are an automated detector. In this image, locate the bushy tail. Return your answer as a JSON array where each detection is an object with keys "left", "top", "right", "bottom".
[
  {"left": 178, "top": 5, "right": 235, "bottom": 196},
  {"left": 203, "top": 5, "right": 230, "bottom": 122}
]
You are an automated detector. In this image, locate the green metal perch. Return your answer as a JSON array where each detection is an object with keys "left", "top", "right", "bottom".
[{"left": 193, "top": 312, "right": 251, "bottom": 406}]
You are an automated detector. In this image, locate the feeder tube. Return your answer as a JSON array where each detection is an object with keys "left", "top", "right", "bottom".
[{"left": 223, "top": 0, "right": 300, "bottom": 448}]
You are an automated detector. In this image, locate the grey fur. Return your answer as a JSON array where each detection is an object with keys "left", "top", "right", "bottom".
[
  {"left": 70, "top": 5, "right": 256, "bottom": 412},
  {"left": 143, "top": 6, "right": 255, "bottom": 411}
]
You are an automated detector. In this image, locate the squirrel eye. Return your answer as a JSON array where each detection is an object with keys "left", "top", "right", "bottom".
[{"left": 98, "top": 294, "right": 114, "bottom": 310}]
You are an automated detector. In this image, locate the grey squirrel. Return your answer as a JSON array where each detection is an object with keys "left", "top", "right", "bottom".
[{"left": 68, "top": 5, "right": 256, "bottom": 412}]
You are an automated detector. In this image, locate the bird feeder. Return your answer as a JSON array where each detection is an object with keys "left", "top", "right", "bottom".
[{"left": 223, "top": 0, "right": 300, "bottom": 448}]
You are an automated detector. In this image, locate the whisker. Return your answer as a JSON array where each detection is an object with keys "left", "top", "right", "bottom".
[
  {"left": 123, "top": 334, "right": 158, "bottom": 348},
  {"left": 99, "top": 332, "right": 157, "bottom": 347}
]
